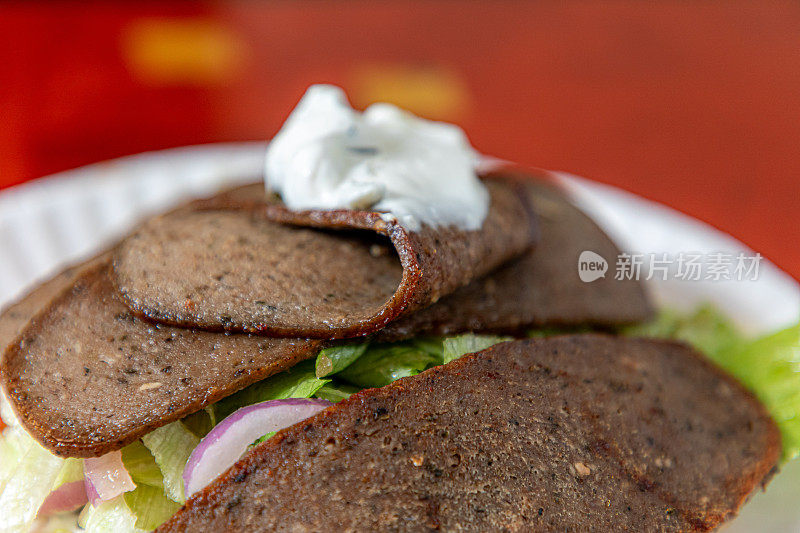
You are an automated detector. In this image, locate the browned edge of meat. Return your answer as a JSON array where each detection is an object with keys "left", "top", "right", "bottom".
[
  {"left": 0, "top": 260, "right": 323, "bottom": 457},
  {"left": 378, "top": 168, "right": 653, "bottom": 340},
  {"left": 159, "top": 335, "right": 780, "bottom": 533},
  {"left": 0, "top": 252, "right": 110, "bottom": 355},
  {"left": 110, "top": 174, "right": 538, "bottom": 339}
]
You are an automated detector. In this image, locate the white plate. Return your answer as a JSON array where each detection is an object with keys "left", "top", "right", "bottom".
[{"left": 1, "top": 144, "right": 798, "bottom": 531}]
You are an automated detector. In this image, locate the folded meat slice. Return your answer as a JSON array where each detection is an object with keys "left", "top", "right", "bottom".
[
  {"left": 379, "top": 171, "right": 652, "bottom": 339},
  {"left": 0, "top": 171, "right": 652, "bottom": 459},
  {"left": 159, "top": 335, "right": 779, "bottom": 533},
  {"left": 111, "top": 176, "right": 538, "bottom": 339},
  {"left": 0, "top": 262, "right": 322, "bottom": 457}
]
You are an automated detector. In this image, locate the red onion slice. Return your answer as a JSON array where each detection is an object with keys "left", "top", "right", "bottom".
[
  {"left": 183, "top": 398, "right": 332, "bottom": 498},
  {"left": 83, "top": 450, "right": 136, "bottom": 505},
  {"left": 37, "top": 480, "right": 88, "bottom": 516}
]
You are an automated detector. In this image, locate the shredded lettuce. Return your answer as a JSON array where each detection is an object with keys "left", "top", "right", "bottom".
[
  {"left": 141, "top": 422, "right": 199, "bottom": 504},
  {"left": 0, "top": 426, "right": 33, "bottom": 495},
  {"left": 121, "top": 441, "right": 163, "bottom": 489},
  {"left": 249, "top": 431, "right": 278, "bottom": 449},
  {"left": 442, "top": 334, "right": 512, "bottom": 364},
  {"left": 30, "top": 512, "right": 80, "bottom": 533},
  {"left": 337, "top": 342, "right": 441, "bottom": 388},
  {"left": 52, "top": 457, "right": 84, "bottom": 489},
  {"left": 410, "top": 337, "right": 448, "bottom": 359},
  {"left": 118, "top": 439, "right": 183, "bottom": 530},
  {"left": 0, "top": 430, "right": 64, "bottom": 532},
  {"left": 212, "top": 360, "right": 329, "bottom": 421},
  {"left": 329, "top": 334, "right": 509, "bottom": 388},
  {"left": 0, "top": 425, "right": 85, "bottom": 531},
  {"left": 123, "top": 484, "right": 181, "bottom": 531},
  {"left": 623, "top": 305, "right": 743, "bottom": 357},
  {"left": 81, "top": 496, "right": 146, "bottom": 533},
  {"left": 314, "top": 381, "right": 360, "bottom": 403},
  {"left": 181, "top": 407, "right": 216, "bottom": 439},
  {"left": 625, "top": 305, "right": 800, "bottom": 461},
  {"left": 0, "top": 392, "right": 19, "bottom": 428},
  {"left": 316, "top": 344, "right": 370, "bottom": 378}
]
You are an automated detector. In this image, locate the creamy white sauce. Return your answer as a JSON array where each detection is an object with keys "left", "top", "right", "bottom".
[{"left": 264, "top": 85, "right": 489, "bottom": 231}]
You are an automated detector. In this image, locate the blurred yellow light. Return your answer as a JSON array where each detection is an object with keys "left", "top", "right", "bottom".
[
  {"left": 349, "top": 64, "right": 471, "bottom": 121},
  {"left": 121, "top": 18, "right": 245, "bottom": 86}
]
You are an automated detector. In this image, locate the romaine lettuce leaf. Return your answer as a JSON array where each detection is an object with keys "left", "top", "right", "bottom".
[
  {"left": 320, "top": 335, "right": 515, "bottom": 389},
  {"left": 52, "top": 457, "right": 84, "bottom": 489},
  {"left": 0, "top": 426, "right": 33, "bottom": 495},
  {"left": 314, "top": 381, "right": 360, "bottom": 403},
  {"left": 411, "top": 337, "right": 447, "bottom": 359},
  {"left": 121, "top": 441, "right": 163, "bottom": 489},
  {"left": 141, "top": 422, "right": 199, "bottom": 504},
  {"left": 337, "top": 341, "right": 441, "bottom": 388},
  {"left": 249, "top": 431, "right": 278, "bottom": 449},
  {"left": 316, "top": 344, "right": 369, "bottom": 378},
  {"left": 181, "top": 407, "right": 215, "bottom": 439},
  {"left": 213, "top": 360, "right": 329, "bottom": 421},
  {"left": 123, "top": 484, "right": 181, "bottom": 531},
  {"left": 442, "top": 334, "right": 511, "bottom": 364},
  {"left": 0, "top": 390, "right": 19, "bottom": 428},
  {"left": 119, "top": 439, "right": 185, "bottom": 530},
  {"left": 81, "top": 496, "right": 146, "bottom": 533},
  {"left": 0, "top": 431, "right": 64, "bottom": 532},
  {"left": 331, "top": 335, "right": 508, "bottom": 388},
  {"left": 623, "top": 305, "right": 743, "bottom": 357}
]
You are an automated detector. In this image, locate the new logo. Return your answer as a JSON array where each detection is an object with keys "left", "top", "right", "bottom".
[{"left": 578, "top": 251, "right": 608, "bottom": 282}]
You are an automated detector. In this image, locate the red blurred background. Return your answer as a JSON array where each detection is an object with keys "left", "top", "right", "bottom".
[{"left": 1, "top": 1, "right": 799, "bottom": 279}]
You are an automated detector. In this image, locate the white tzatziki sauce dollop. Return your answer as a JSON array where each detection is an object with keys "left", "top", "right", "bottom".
[{"left": 264, "top": 84, "right": 489, "bottom": 231}]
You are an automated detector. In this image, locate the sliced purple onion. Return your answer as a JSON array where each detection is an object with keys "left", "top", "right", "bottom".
[
  {"left": 183, "top": 398, "right": 331, "bottom": 498},
  {"left": 37, "top": 480, "right": 88, "bottom": 517},
  {"left": 83, "top": 450, "right": 136, "bottom": 505}
]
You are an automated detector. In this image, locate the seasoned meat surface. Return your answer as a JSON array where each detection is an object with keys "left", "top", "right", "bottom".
[
  {"left": 1, "top": 263, "right": 321, "bottom": 457},
  {"left": 112, "top": 176, "right": 538, "bottom": 339},
  {"left": 380, "top": 172, "right": 652, "bottom": 339},
  {"left": 160, "top": 335, "right": 779, "bottom": 532}
]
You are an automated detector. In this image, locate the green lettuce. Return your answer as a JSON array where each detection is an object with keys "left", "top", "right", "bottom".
[
  {"left": 337, "top": 341, "right": 441, "bottom": 388},
  {"left": 52, "top": 457, "right": 84, "bottom": 489},
  {"left": 0, "top": 426, "right": 33, "bottom": 496},
  {"left": 80, "top": 496, "right": 146, "bottom": 533},
  {"left": 625, "top": 305, "right": 800, "bottom": 461},
  {"left": 212, "top": 360, "right": 329, "bottom": 421},
  {"left": 123, "top": 484, "right": 181, "bottom": 531},
  {"left": 314, "top": 381, "right": 360, "bottom": 403},
  {"left": 316, "top": 344, "right": 369, "bottom": 378},
  {"left": 141, "top": 422, "right": 199, "bottom": 504},
  {"left": 0, "top": 430, "right": 64, "bottom": 532},
  {"left": 181, "top": 407, "right": 216, "bottom": 439},
  {"left": 119, "top": 439, "right": 182, "bottom": 530},
  {"left": 623, "top": 305, "right": 743, "bottom": 356},
  {"left": 121, "top": 441, "right": 163, "bottom": 489},
  {"left": 329, "top": 334, "right": 510, "bottom": 388},
  {"left": 249, "top": 431, "right": 278, "bottom": 449},
  {"left": 442, "top": 334, "right": 512, "bottom": 364}
]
